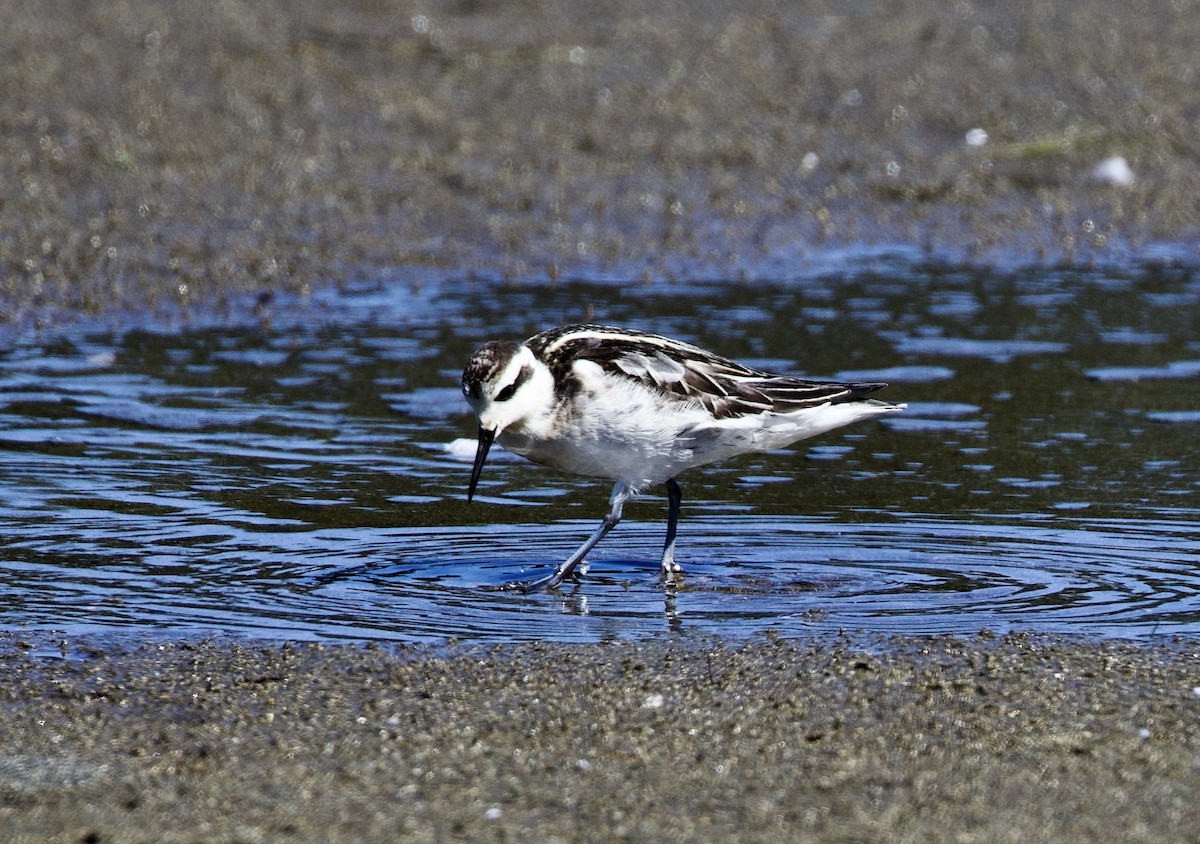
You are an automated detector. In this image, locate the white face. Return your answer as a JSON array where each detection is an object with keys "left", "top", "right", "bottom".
[{"left": 467, "top": 345, "right": 551, "bottom": 435}]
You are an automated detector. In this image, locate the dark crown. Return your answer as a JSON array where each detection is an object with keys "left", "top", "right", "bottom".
[{"left": 461, "top": 340, "right": 520, "bottom": 398}]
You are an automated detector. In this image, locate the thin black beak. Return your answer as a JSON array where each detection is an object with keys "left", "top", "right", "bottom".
[{"left": 467, "top": 426, "right": 495, "bottom": 503}]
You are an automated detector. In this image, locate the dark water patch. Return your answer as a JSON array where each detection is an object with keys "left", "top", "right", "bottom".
[{"left": 1, "top": 257, "right": 1199, "bottom": 642}]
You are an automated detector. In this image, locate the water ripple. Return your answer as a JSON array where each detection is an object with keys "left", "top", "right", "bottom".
[
  {"left": 3, "top": 510, "right": 1198, "bottom": 642},
  {"left": 2, "top": 260, "right": 1199, "bottom": 642}
]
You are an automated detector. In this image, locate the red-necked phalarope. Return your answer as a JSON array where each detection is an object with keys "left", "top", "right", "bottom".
[{"left": 462, "top": 324, "right": 904, "bottom": 592}]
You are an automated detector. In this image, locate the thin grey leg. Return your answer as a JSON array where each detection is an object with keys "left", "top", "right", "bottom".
[
  {"left": 494, "top": 482, "right": 631, "bottom": 593},
  {"left": 660, "top": 478, "right": 683, "bottom": 577}
]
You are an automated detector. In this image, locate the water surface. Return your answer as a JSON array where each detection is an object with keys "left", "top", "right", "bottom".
[{"left": 2, "top": 255, "right": 1198, "bottom": 642}]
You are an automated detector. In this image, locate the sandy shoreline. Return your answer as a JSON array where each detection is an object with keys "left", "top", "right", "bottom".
[
  {"left": 4, "top": 0, "right": 1199, "bottom": 332},
  {"left": 1, "top": 633, "right": 1197, "bottom": 842}
]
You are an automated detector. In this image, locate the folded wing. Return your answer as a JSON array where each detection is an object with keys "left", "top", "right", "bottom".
[{"left": 568, "top": 330, "right": 886, "bottom": 420}]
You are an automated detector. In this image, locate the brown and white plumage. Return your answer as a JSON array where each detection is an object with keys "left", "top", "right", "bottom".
[{"left": 462, "top": 324, "right": 904, "bottom": 592}]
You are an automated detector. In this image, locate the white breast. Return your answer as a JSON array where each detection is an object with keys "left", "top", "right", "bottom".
[{"left": 497, "top": 361, "right": 710, "bottom": 488}]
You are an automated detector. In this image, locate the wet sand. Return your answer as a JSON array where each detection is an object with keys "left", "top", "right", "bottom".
[
  {"left": 4, "top": 1, "right": 1200, "bottom": 840},
  {"left": 3, "top": 0, "right": 1199, "bottom": 331},
  {"left": 2, "top": 633, "right": 1199, "bottom": 842}
]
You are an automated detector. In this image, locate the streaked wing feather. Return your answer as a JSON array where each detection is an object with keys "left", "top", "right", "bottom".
[{"left": 529, "top": 324, "right": 886, "bottom": 420}]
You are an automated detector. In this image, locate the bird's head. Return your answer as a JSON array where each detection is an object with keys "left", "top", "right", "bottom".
[{"left": 461, "top": 340, "right": 551, "bottom": 501}]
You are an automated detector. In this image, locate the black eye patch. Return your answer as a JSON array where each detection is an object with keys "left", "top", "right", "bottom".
[{"left": 494, "top": 365, "right": 532, "bottom": 402}]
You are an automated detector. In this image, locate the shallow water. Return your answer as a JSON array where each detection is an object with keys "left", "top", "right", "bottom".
[{"left": 2, "top": 254, "right": 1199, "bottom": 642}]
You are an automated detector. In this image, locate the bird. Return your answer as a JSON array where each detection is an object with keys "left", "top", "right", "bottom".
[{"left": 461, "top": 323, "right": 904, "bottom": 592}]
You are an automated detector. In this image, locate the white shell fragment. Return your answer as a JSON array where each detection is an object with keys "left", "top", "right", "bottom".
[
  {"left": 964, "top": 128, "right": 989, "bottom": 147},
  {"left": 1091, "top": 155, "right": 1134, "bottom": 187}
]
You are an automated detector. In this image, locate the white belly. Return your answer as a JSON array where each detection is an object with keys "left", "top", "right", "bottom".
[
  {"left": 499, "top": 374, "right": 708, "bottom": 487},
  {"left": 497, "top": 364, "right": 902, "bottom": 490}
]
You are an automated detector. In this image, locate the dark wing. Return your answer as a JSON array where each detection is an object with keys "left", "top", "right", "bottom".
[{"left": 528, "top": 324, "right": 886, "bottom": 419}]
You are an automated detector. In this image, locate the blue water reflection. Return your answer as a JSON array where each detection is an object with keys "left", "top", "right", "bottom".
[{"left": 1, "top": 256, "right": 1198, "bottom": 642}]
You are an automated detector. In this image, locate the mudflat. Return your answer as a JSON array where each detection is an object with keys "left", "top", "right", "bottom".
[
  {"left": 2, "top": 633, "right": 1199, "bottom": 842},
  {"left": 3, "top": 0, "right": 1198, "bottom": 330}
]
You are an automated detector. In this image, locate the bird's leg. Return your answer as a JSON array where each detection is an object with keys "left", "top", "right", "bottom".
[
  {"left": 492, "top": 483, "right": 631, "bottom": 593},
  {"left": 659, "top": 478, "right": 684, "bottom": 579}
]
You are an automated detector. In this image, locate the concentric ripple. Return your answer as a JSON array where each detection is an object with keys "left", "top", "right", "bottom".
[
  {"left": 3, "top": 512, "right": 1198, "bottom": 642},
  {"left": 1, "top": 259, "right": 1199, "bottom": 642}
]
